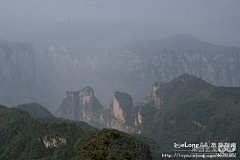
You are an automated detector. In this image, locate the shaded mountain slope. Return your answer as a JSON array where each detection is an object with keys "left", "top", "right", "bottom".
[
  {"left": 16, "top": 103, "right": 53, "bottom": 118},
  {"left": 56, "top": 74, "right": 240, "bottom": 154},
  {"left": 0, "top": 105, "right": 152, "bottom": 160},
  {"left": 16, "top": 103, "right": 96, "bottom": 131},
  {"left": 137, "top": 74, "right": 240, "bottom": 151}
]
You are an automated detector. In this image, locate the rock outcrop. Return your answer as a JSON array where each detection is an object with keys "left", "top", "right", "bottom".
[
  {"left": 56, "top": 88, "right": 140, "bottom": 133},
  {"left": 56, "top": 86, "right": 104, "bottom": 127},
  {"left": 39, "top": 34, "right": 240, "bottom": 111},
  {"left": 42, "top": 137, "right": 67, "bottom": 148},
  {"left": 104, "top": 92, "right": 139, "bottom": 133},
  {"left": 56, "top": 74, "right": 240, "bottom": 154},
  {"left": 144, "top": 82, "right": 164, "bottom": 109},
  {"left": 3, "top": 34, "right": 240, "bottom": 113}
]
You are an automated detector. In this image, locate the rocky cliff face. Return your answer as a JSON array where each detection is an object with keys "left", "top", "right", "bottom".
[
  {"left": 56, "top": 88, "right": 140, "bottom": 133},
  {"left": 144, "top": 82, "right": 164, "bottom": 109},
  {"left": 37, "top": 34, "right": 240, "bottom": 112},
  {"left": 3, "top": 34, "right": 240, "bottom": 113},
  {"left": 56, "top": 75, "right": 240, "bottom": 152},
  {"left": 56, "top": 86, "right": 104, "bottom": 127},
  {"left": 56, "top": 74, "right": 240, "bottom": 150},
  {"left": 129, "top": 74, "right": 240, "bottom": 151},
  {"left": 104, "top": 92, "right": 139, "bottom": 133},
  {"left": 0, "top": 39, "right": 41, "bottom": 107}
]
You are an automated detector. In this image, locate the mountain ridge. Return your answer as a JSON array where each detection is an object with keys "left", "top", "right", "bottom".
[
  {"left": 0, "top": 105, "right": 152, "bottom": 159},
  {"left": 56, "top": 74, "right": 240, "bottom": 153},
  {"left": 126, "top": 33, "right": 240, "bottom": 57},
  {"left": 16, "top": 103, "right": 54, "bottom": 118},
  {"left": 2, "top": 33, "right": 240, "bottom": 112}
]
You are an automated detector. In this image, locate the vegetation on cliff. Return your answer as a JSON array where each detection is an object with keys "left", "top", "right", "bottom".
[{"left": 0, "top": 105, "right": 152, "bottom": 160}]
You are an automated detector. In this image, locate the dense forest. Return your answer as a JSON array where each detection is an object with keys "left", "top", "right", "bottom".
[{"left": 0, "top": 105, "right": 152, "bottom": 160}]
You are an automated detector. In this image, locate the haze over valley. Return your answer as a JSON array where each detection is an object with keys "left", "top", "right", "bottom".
[{"left": 0, "top": 0, "right": 240, "bottom": 159}]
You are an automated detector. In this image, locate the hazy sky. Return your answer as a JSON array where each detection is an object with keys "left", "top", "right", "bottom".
[
  {"left": 1, "top": 0, "right": 239, "bottom": 22},
  {"left": 0, "top": 0, "right": 240, "bottom": 47}
]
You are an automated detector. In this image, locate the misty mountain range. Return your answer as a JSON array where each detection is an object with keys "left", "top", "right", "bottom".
[
  {"left": 3, "top": 74, "right": 239, "bottom": 159},
  {"left": 55, "top": 74, "right": 240, "bottom": 153},
  {"left": 1, "top": 32, "right": 240, "bottom": 156},
  {"left": 1, "top": 1, "right": 240, "bottom": 159},
  {"left": 1, "top": 33, "right": 240, "bottom": 113}
]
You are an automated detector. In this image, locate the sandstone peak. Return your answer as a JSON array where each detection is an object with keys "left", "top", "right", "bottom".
[
  {"left": 114, "top": 91, "right": 133, "bottom": 110},
  {"left": 56, "top": 86, "right": 103, "bottom": 124},
  {"left": 144, "top": 81, "right": 164, "bottom": 104},
  {"left": 80, "top": 86, "right": 94, "bottom": 96},
  {"left": 65, "top": 86, "right": 94, "bottom": 97}
]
